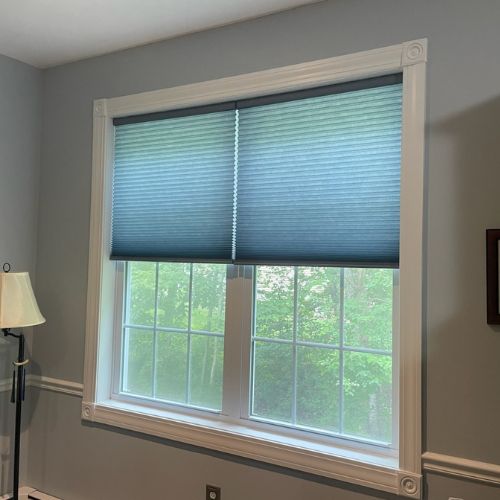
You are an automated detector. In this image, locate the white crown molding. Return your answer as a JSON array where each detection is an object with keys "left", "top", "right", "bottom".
[{"left": 423, "top": 452, "right": 500, "bottom": 486}]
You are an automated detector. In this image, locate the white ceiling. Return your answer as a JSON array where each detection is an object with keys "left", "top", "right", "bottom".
[{"left": 0, "top": 0, "right": 320, "bottom": 68}]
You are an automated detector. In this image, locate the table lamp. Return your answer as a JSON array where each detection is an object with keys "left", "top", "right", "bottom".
[{"left": 0, "top": 264, "right": 45, "bottom": 500}]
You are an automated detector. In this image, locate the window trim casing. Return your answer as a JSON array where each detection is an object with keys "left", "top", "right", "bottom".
[{"left": 82, "top": 39, "right": 427, "bottom": 499}]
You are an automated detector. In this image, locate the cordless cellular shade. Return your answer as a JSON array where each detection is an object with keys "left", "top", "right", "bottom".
[
  {"left": 112, "top": 107, "right": 236, "bottom": 261},
  {"left": 111, "top": 75, "right": 402, "bottom": 267},
  {"left": 236, "top": 82, "right": 403, "bottom": 266}
]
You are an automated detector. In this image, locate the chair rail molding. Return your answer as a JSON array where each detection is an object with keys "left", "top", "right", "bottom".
[
  {"left": 422, "top": 452, "right": 500, "bottom": 486},
  {"left": 0, "top": 375, "right": 83, "bottom": 397}
]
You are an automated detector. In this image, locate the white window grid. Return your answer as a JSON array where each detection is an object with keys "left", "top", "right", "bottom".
[
  {"left": 249, "top": 266, "right": 398, "bottom": 447},
  {"left": 119, "top": 262, "right": 225, "bottom": 410},
  {"left": 113, "top": 262, "right": 399, "bottom": 449}
]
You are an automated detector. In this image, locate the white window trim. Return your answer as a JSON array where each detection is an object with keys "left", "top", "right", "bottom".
[{"left": 83, "top": 39, "right": 427, "bottom": 499}]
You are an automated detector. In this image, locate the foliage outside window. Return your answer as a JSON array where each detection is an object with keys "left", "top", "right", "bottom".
[{"left": 120, "top": 262, "right": 395, "bottom": 445}]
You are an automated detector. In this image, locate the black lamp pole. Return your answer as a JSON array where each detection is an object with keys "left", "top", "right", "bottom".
[{"left": 3, "top": 328, "right": 27, "bottom": 500}]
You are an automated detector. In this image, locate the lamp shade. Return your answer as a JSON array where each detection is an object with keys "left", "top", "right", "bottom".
[{"left": 0, "top": 272, "right": 45, "bottom": 329}]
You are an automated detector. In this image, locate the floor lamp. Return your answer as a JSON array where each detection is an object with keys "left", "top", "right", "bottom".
[{"left": 0, "top": 264, "right": 45, "bottom": 500}]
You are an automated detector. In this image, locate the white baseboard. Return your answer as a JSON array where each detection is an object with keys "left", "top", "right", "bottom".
[
  {"left": 422, "top": 452, "right": 500, "bottom": 486},
  {"left": 1, "top": 486, "right": 60, "bottom": 500},
  {"left": 0, "top": 486, "right": 32, "bottom": 499}
]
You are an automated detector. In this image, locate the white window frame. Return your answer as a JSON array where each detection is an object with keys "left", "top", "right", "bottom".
[{"left": 82, "top": 39, "right": 426, "bottom": 499}]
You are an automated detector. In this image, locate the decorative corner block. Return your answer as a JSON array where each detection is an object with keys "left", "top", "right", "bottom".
[
  {"left": 93, "top": 99, "right": 107, "bottom": 117},
  {"left": 398, "top": 471, "right": 422, "bottom": 499},
  {"left": 402, "top": 39, "right": 428, "bottom": 66},
  {"left": 81, "top": 401, "right": 95, "bottom": 420}
]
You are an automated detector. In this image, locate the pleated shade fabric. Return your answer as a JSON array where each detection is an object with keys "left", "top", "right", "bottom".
[
  {"left": 111, "top": 75, "right": 402, "bottom": 267},
  {"left": 112, "top": 108, "right": 236, "bottom": 261},
  {"left": 236, "top": 83, "right": 402, "bottom": 266}
]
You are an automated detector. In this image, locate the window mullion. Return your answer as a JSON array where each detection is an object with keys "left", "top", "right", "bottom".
[
  {"left": 151, "top": 262, "right": 160, "bottom": 399},
  {"left": 186, "top": 263, "right": 194, "bottom": 405},
  {"left": 339, "top": 268, "right": 345, "bottom": 435},
  {"left": 239, "top": 265, "right": 253, "bottom": 419},
  {"left": 292, "top": 267, "right": 298, "bottom": 425},
  {"left": 221, "top": 265, "right": 252, "bottom": 418}
]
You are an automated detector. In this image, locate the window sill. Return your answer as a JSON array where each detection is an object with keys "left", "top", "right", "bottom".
[{"left": 81, "top": 399, "right": 421, "bottom": 498}]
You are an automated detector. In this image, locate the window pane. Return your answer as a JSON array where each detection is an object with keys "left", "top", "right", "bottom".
[
  {"left": 343, "top": 352, "right": 392, "bottom": 443},
  {"left": 297, "top": 267, "right": 340, "bottom": 344},
  {"left": 189, "top": 334, "right": 224, "bottom": 410},
  {"left": 255, "top": 266, "right": 294, "bottom": 340},
  {"left": 123, "top": 262, "right": 227, "bottom": 413},
  {"left": 296, "top": 347, "right": 339, "bottom": 431},
  {"left": 156, "top": 331, "right": 188, "bottom": 403},
  {"left": 252, "top": 341, "right": 292, "bottom": 422},
  {"left": 344, "top": 268, "right": 393, "bottom": 351},
  {"left": 122, "top": 328, "right": 153, "bottom": 396},
  {"left": 157, "top": 263, "right": 190, "bottom": 329},
  {"left": 251, "top": 265, "right": 395, "bottom": 443},
  {"left": 127, "top": 262, "right": 156, "bottom": 326},
  {"left": 191, "top": 264, "right": 226, "bottom": 333}
]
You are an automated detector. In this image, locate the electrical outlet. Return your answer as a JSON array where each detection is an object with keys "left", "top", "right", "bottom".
[{"left": 206, "top": 485, "right": 221, "bottom": 500}]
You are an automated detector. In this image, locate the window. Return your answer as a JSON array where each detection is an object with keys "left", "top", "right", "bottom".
[
  {"left": 120, "top": 262, "right": 226, "bottom": 411},
  {"left": 118, "top": 263, "right": 396, "bottom": 446},
  {"left": 84, "top": 40, "right": 426, "bottom": 498},
  {"left": 112, "top": 74, "right": 402, "bottom": 446},
  {"left": 251, "top": 266, "right": 396, "bottom": 444}
]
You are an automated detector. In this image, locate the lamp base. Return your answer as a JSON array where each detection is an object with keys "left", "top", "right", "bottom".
[{"left": 2, "top": 329, "right": 27, "bottom": 500}]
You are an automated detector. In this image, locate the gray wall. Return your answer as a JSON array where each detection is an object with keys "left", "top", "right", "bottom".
[
  {"left": 27, "top": 0, "right": 500, "bottom": 498},
  {"left": 0, "top": 54, "right": 42, "bottom": 495}
]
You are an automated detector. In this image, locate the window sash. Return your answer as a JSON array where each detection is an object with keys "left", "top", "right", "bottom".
[
  {"left": 249, "top": 266, "right": 398, "bottom": 446},
  {"left": 112, "top": 262, "right": 398, "bottom": 449}
]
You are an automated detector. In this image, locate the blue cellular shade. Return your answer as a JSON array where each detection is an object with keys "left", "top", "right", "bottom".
[
  {"left": 236, "top": 84, "right": 402, "bottom": 266},
  {"left": 111, "top": 78, "right": 402, "bottom": 267},
  {"left": 112, "top": 109, "right": 236, "bottom": 261}
]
